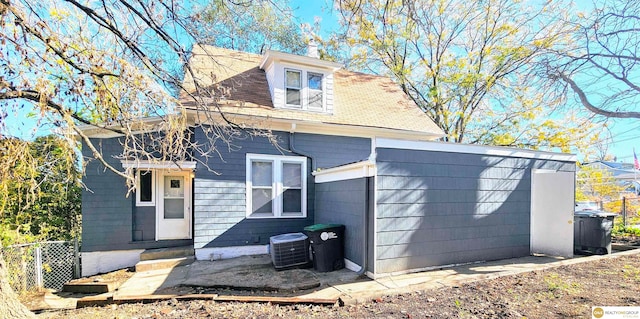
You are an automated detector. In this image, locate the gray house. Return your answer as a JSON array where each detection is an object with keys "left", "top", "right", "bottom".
[{"left": 80, "top": 45, "right": 577, "bottom": 277}]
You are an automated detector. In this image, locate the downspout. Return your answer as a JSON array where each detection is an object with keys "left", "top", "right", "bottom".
[
  {"left": 288, "top": 124, "right": 316, "bottom": 170},
  {"left": 358, "top": 176, "right": 370, "bottom": 276}
]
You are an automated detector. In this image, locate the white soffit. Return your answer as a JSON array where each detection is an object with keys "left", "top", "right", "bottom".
[{"left": 376, "top": 138, "right": 577, "bottom": 162}]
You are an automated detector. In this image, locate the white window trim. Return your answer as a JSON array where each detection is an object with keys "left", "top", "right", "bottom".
[
  {"left": 283, "top": 67, "right": 326, "bottom": 112},
  {"left": 246, "top": 153, "right": 307, "bottom": 219},
  {"left": 136, "top": 169, "right": 156, "bottom": 206},
  {"left": 285, "top": 68, "right": 302, "bottom": 108},
  {"left": 122, "top": 160, "right": 197, "bottom": 207}
]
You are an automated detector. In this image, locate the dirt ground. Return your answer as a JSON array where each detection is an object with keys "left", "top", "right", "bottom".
[{"left": 34, "top": 252, "right": 640, "bottom": 319}]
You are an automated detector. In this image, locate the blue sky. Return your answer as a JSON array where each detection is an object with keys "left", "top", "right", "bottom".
[
  {"left": 5, "top": 1, "right": 638, "bottom": 162},
  {"left": 289, "top": 0, "right": 640, "bottom": 163}
]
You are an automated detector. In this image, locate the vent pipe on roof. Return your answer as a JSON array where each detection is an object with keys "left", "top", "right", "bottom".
[{"left": 307, "top": 39, "right": 319, "bottom": 59}]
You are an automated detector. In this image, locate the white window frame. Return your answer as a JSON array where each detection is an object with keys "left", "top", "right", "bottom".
[
  {"left": 285, "top": 68, "right": 302, "bottom": 108},
  {"left": 136, "top": 169, "right": 156, "bottom": 206},
  {"left": 283, "top": 67, "right": 326, "bottom": 111},
  {"left": 307, "top": 71, "right": 324, "bottom": 111},
  {"left": 246, "top": 154, "right": 307, "bottom": 219}
]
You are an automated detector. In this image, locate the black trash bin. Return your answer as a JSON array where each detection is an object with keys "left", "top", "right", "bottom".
[
  {"left": 304, "top": 224, "right": 345, "bottom": 272},
  {"left": 574, "top": 210, "right": 617, "bottom": 255}
]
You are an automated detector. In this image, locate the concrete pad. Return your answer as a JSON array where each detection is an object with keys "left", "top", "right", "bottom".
[
  {"left": 103, "top": 249, "right": 640, "bottom": 309},
  {"left": 183, "top": 267, "right": 320, "bottom": 292}
]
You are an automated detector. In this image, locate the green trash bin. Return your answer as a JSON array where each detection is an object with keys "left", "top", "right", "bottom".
[
  {"left": 574, "top": 210, "right": 617, "bottom": 255},
  {"left": 304, "top": 224, "right": 345, "bottom": 272}
]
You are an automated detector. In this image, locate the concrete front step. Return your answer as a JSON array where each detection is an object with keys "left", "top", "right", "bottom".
[
  {"left": 135, "top": 256, "right": 195, "bottom": 272},
  {"left": 139, "top": 246, "right": 194, "bottom": 261}
]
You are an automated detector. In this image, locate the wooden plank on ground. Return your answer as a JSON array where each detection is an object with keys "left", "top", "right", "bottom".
[
  {"left": 76, "top": 294, "right": 113, "bottom": 308},
  {"left": 112, "top": 294, "right": 218, "bottom": 303},
  {"left": 78, "top": 293, "right": 337, "bottom": 308},
  {"left": 213, "top": 295, "right": 338, "bottom": 305}
]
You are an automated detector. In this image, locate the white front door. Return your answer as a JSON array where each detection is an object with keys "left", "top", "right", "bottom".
[
  {"left": 156, "top": 171, "right": 192, "bottom": 240},
  {"left": 530, "top": 170, "right": 574, "bottom": 257}
]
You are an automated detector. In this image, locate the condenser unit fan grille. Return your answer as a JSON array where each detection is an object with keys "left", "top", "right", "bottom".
[{"left": 270, "top": 233, "right": 310, "bottom": 269}]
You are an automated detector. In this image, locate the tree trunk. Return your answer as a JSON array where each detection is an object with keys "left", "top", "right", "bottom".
[{"left": 0, "top": 252, "right": 35, "bottom": 319}]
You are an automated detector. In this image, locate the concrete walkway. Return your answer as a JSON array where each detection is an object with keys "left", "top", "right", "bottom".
[{"left": 111, "top": 248, "right": 640, "bottom": 305}]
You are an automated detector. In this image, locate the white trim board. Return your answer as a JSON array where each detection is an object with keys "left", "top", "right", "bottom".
[
  {"left": 375, "top": 138, "right": 577, "bottom": 162},
  {"left": 121, "top": 160, "right": 197, "bottom": 170},
  {"left": 313, "top": 160, "right": 376, "bottom": 183},
  {"left": 190, "top": 112, "right": 444, "bottom": 141},
  {"left": 344, "top": 258, "right": 361, "bottom": 273}
]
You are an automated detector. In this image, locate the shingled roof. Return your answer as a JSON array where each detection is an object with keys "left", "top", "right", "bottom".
[{"left": 181, "top": 45, "right": 443, "bottom": 138}]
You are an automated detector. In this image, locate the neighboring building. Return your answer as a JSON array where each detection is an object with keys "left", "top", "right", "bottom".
[
  {"left": 582, "top": 161, "right": 640, "bottom": 195},
  {"left": 80, "top": 45, "right": 577, "bottom": 277}
]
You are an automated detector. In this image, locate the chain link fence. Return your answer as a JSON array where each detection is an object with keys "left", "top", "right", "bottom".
[{"left": 2, "top": 240, "right": 79, "bottom": 293}]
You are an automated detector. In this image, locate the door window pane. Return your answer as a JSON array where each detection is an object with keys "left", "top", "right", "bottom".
[
  {"left": 164, "top": 176, "right": 184, "bottom": 197},
  {"left": 164, "top": 198, "right": 184, "bottom": 219},
  {"left": 252, "top": 189, "right": 273, "bottom": 215},
  {"left": 139, "top": 171, "right": 153, "bottom": 202},
  {"left": 252, "top": 161, "right": 272, "bottom": 186},
  {"left": 283, "top": 163, "right": 302, "bottom": 187}
]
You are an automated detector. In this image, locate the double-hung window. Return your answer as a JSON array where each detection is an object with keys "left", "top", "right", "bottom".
[
  {"left": 284, "top": 68, "right": 324, "bottom": 110},
  {"left": 307, "top": 72, "right": 323, "bottom": 110},
  {"left": 285, "top": 69, "right": 302, "bottom": 107},
  {"left": 246, "top": 154, "right": 307, "bottom": 218}
]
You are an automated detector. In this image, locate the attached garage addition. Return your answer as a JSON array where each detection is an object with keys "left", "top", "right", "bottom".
[{"left": 314, "top": 138, "right": 576, "bottom": 278}]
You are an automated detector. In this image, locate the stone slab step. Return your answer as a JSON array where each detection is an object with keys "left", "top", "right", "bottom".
[
  {"left": 139, "top": 246, "right": 194, "bottom": 261},
  {"left": 135, "top": 256, "right": 195, "bottom": 272}
]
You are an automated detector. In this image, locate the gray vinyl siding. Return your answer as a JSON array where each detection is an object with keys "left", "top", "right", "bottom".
[
  {"left": 133, "top": 206, "right": 155, "bottom": 241},
  {"left": 315, "top": 178, "right": 369, "bottom": 267},
  {"left": 374, "top": 148, "right": 575, "bottom": 274},
  {"left": 193, "top": 128, "right": 371, "bottom": 249},
  {"left": 291, "top": 133, "right": 371, "bottom": 169},
  {"left": 81, "top": 137, "right": 191, "bottom": 252}
]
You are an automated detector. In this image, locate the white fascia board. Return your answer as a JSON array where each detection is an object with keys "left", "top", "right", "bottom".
[
  {"left": 192, "top": 111, "right": 443, "bottom": 141},
  {"left": 259, "top": 50, "right": 343, "bottom": 71},
  {"left": 121, "top": 160, "right": 197, "bottom": 170},
  {"left": 376, "top": 138, "right": 578, "bottom": 162},
  {"left": 76, "top": 115, "right": 197, "bottom": 138},
  {"left": 313, "top": 160, "right": 376, "bottom": 183}
]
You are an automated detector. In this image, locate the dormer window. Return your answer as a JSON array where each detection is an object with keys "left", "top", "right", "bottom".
[
  {"left": 260, "top": 50, "right": 341, "bottom": 113},
  {"left": 284, "top": 68, "right": 325, "bottom": 110},
  {"left": 308, "top": 72, "right": 323, "bottom": 110},
  {"left": 285, "top": 69, "right": 302, "bottom": 107}
]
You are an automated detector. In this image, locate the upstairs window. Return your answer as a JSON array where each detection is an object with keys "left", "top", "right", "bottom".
[
  {"left": 285, "top": 69, "right": 302, "bottom": 107},
  {"left": 308, "top": 72, "right": 323, "bottom": 110},
  {"left": 283, "top": 68, "right": 325, "bottom": 111}
]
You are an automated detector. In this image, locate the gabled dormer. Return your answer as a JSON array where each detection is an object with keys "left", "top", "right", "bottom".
[{"left": 259, "top": 43, "right": 342, "bottom": 114}]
